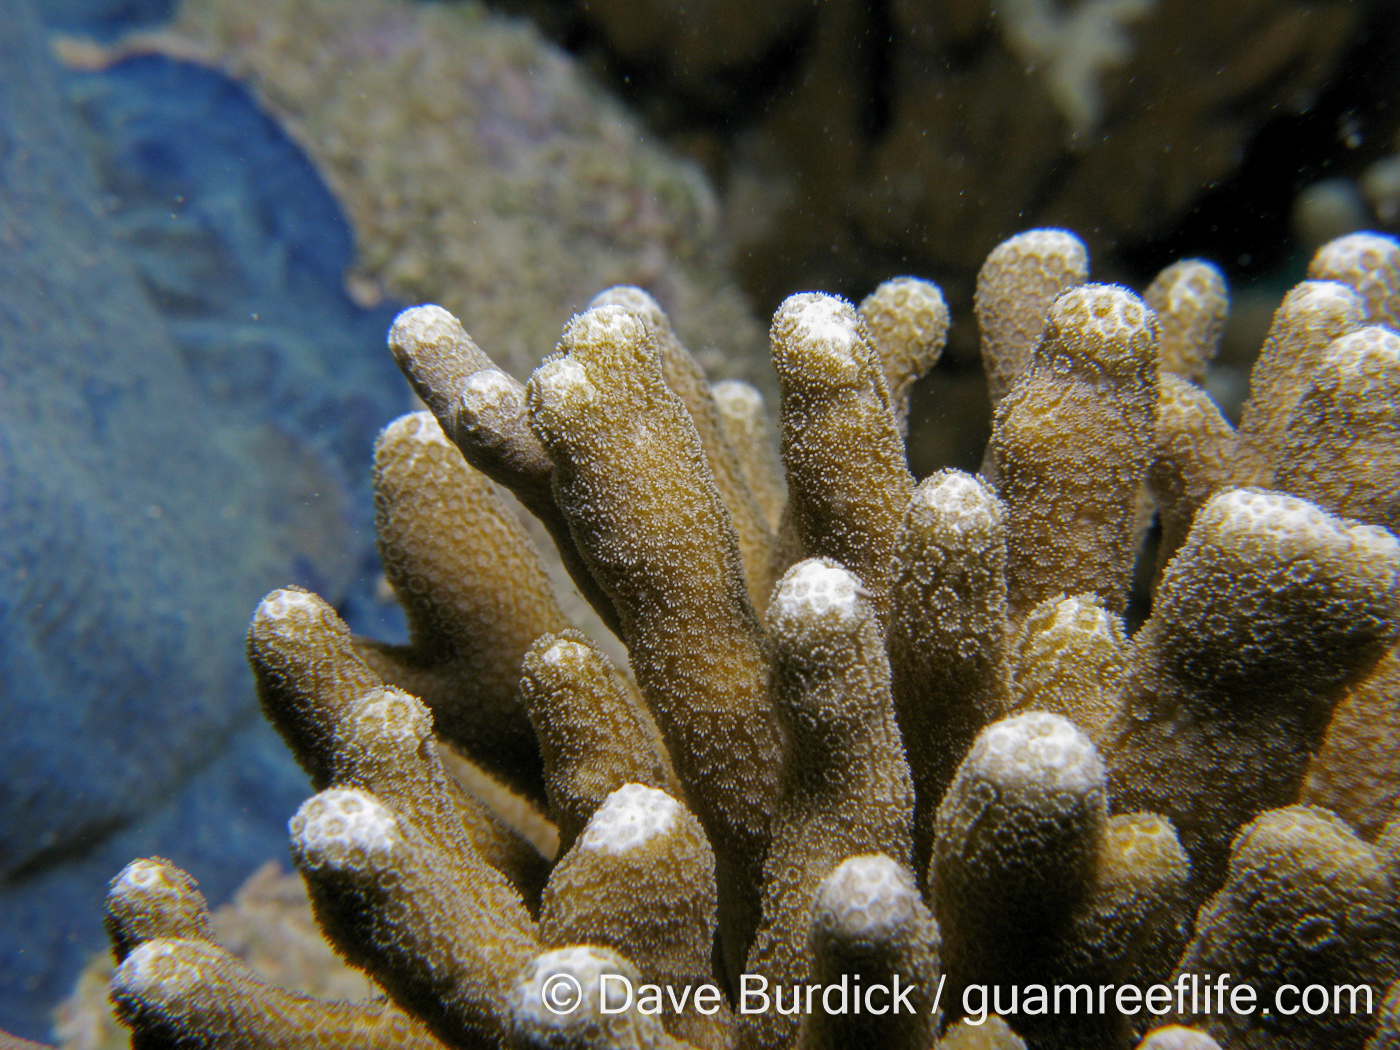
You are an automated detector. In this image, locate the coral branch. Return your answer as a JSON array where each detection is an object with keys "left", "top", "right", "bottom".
[
  {"left": 97, "top": 224, "right": 1400, "bottom": 1050},
  {"left": 1103, "top": 490, "right": 1400, "bottom": 887},
  {"left": 771, "top": 295, "right": 913, "bottom": 626},
  {"left": 989, "top": 284, "right": 1158, "bottom": 616},
  {"left": 527, "top": 305, "right": 780, "bottom": 982}
]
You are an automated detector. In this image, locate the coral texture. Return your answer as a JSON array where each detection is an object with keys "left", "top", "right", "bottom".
[
  {"left": 56, "top": 864, "right": 377, "bottom": 1050},
  {"left": 102, "top": 227, "right": 1400, "bottom": 1050}
]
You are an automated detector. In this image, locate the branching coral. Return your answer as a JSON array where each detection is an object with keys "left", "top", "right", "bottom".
[
  {"left": 103, "top": 227, "right": 1400, "bottom": 1050},
  {"left": 994, "top": 0, "right": 1158, "bottom": 139}
]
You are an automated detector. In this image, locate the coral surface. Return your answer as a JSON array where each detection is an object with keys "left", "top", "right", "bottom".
[
  {"left": 101, "top": 227, "right": 1400, "bottom": 1050},
  {"left": 55, "top": 864, "right": 372, "bottom": 1050}
]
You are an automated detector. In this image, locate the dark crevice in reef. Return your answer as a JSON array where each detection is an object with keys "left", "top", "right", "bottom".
[
  {"left": 2, "top": 817, "right": 132, "bottom": 887},
  {"left": 483, "top": 0, "right": 1399, "bottom": 309},
  {"left": 1116, "top": 1, "right": 1400, "bottom": 287},
  {"left": 856, "top": 1, "right": 896, "bottom": 144},
  {"left": 481, "top": 0, "right": 822, "bottom": 140}
]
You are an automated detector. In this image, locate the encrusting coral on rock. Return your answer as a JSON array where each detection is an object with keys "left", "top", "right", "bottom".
[
  {"left": 96, "top": 226, "right": 1400, "bottom": 1050},
  {"left": 69, "top": 0, "right": 766, "bottom": 385}
]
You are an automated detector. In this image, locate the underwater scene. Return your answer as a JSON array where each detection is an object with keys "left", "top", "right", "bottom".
[{"left": 2, "top": 0, "right": 1399, "bottom": 1046}]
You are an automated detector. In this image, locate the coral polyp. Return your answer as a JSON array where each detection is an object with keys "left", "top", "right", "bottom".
[{"left": 105, "top": 230, "right": 1400, "bottom": 1050}]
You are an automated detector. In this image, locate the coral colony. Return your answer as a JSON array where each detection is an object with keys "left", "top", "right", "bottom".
[{"left": 100, "top": 229, "right": 1400, "bottom": 1050}]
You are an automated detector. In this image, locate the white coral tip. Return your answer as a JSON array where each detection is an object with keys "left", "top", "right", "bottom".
[
  {"left": 579, "top": 784, "right": 679, "bottom": 854},
  {"left": 568, "top": 304, "right": 645, "bottom": 348},
  {"left": 711, "top": 379, "right": 764, "bottom": 419},
  {"left": 353, "top": 687, "right": 432, "bottom": 744},
  {"left": 539, "top": 638, "right": 590, "bottom": 667},
  {"left": 461, "top": 368, "right": 520, "bottom": 413},
  {"left": 390, "top": 304, "right": 462, "bottom": 347},
  {"left": 290, "top": 787, "right": 400, "bottom": 866},
  {"left": 814, "top": 854, "right": 922, "bottom": 938},
  {"left": 771, "top": 559, "right": 863, "bottom": 632},
  {"left": 112, "top": 858, "right": 170, "bottom": 895},
  {"left": 112, "top": 939, "right": 203, "bottom": 998},
  {"left": 256, "top": 587, "right": 321, "bottom": 622},
  {"left": 972, "top": 711, "right": 1104, "bottom": 796},
  {"left": 918, "top": 470, "right": 1001, "bottom": 532},
  {"left": 513, "top": 946, "right": 634, "bottom": 1029},
  {"left": 533, "top": 356, "right": 597, "bottom": 406},
  {"left": 780, "top": 293, "right": 862, "bottom": 371},
  {"left": 384, "top": 410, "right": 452, "bottom": 448}
]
